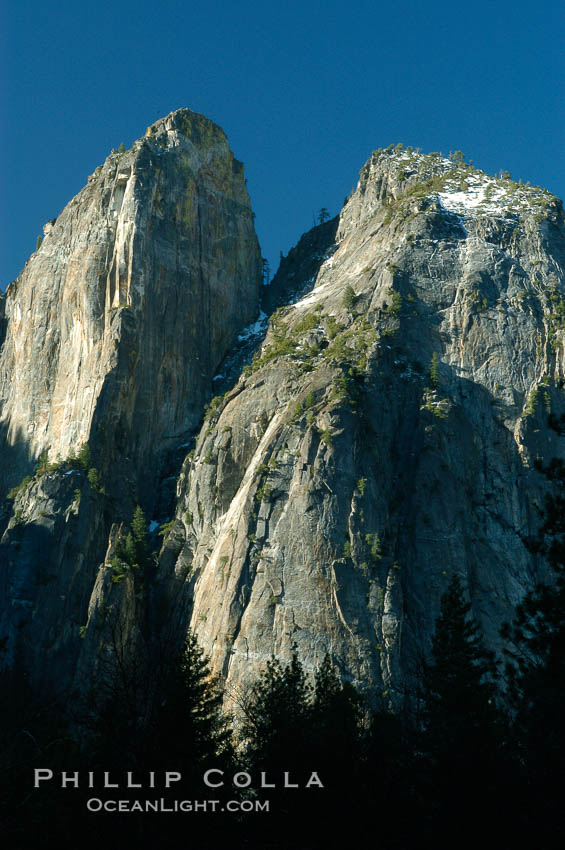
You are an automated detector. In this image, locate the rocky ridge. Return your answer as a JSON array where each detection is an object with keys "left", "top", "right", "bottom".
[
  {"left": 1, "top": 132, "right": 564, "bottom": 709},
  {"left": 158, "top": 146, "right": 565, "bottom": 708}
]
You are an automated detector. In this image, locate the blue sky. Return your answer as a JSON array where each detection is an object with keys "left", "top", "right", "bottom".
[{"left": 2, "top": 0, "right": 564, "bottom": 288}]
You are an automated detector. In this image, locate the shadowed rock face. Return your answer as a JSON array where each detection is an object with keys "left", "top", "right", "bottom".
[
  {"left": 0, "top": 108, "right": 261, "bottom": 498},
  {"left": 159, "top": 148, "right": 565, "bottom": 708},
  {"left": 2, "top": 133, "right": 565, "bottom": 708},
  {"left": 0, "top": 109, "right": 262, "bottom": 686}
]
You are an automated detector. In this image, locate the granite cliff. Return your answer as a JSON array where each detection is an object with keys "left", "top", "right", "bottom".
[
  {"left": 159, "top": 147, "right": 565, "bottom": 708},
  {"left": 0, "top": 109, "right": 260, "bottom": 496},
  {"left": 1, "top": 129, "right": 564, "bottom": 709},
  {"left": 0, "top": 109, "right": 261, "bottom": 686}
]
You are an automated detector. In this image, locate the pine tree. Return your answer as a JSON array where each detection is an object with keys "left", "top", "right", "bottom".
[
  {"left": 131, "top": 505, "right": 147, "bottom": 544},
  {"left": 86, "top": 467, "right": 102, "bottom": 492},
  {"left": 421, "top": 575, "right": 509, "bottom": 845},
  {"left": 89, "top": 629, "right": 231, "bottom": 772},
  {"left": 130, "top": 504, "right": 149, "bottom": 566},
  {"left": 77, "top": 443, "right": 91, "bottom": 469},
  {"left": 148, "top": 630, "right": 232, "bottom": 769},
  {"left": 122, "top": 531, "right": 136, "bottom": 567},
  {"left": 112, "top": 506, "right": 150, "bottom": 571},
  {"left": 343, "top": 284, "right": 356, "bottom": 310},
  {"left": 242, "top": 652, "right": 366, "bottom": 846},
  {"left": 424, "top": 574, "right": 498, "bottom": 742},
  {"left": 242, "top": 648, "right": 312, "bottom": 765},
  {"left": 310, "top": 656, "right": 365, "bottom": 804},
  {"left": 312, "top": 655, "right": 364, "bottom": 745}
]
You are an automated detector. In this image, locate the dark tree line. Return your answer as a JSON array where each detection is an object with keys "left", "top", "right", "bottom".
[{"left": 3, "top": 469, "right": 565, "bottom": 848}]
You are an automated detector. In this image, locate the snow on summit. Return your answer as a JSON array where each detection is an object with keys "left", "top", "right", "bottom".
[{"left": 374, "top": 145, "right": 558, "bottom": 226}]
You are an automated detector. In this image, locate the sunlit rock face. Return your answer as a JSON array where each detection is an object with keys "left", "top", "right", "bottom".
[
  {"left": 160, "top": 147, "right": 565, "bottom": 708},
  {"left": 2, "top": 130, "right": 565, "bottom": 709},
  {"left": 0, "top": 109, "right": 262, "bottom": 687},
  {"left": 0, "top": 108, "right": 261, "bottom": 497}
]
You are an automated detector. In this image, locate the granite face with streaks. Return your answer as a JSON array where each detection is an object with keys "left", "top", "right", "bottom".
[{"left": 160, "top": 149, "right": 565, "bottom": 708}]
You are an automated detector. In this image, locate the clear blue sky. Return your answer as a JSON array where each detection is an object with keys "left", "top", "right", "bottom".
[{"left": 2, "top": 0, "right": 564, "bottom": 288}]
